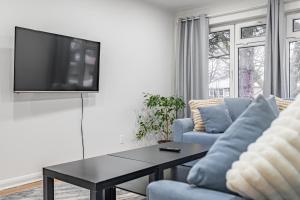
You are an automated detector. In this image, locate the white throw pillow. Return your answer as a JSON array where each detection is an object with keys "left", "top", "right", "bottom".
[{"left": 226, "top": 95, "right": 300, "bottom": 200}]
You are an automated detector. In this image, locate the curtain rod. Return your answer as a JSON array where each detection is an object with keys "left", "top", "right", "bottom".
[
  {"left": 208, "top": 5, "right": 266, "bottom": 18},
  {"left": 178, "top": 5, "right": 266, "bottom": 22},
  {"left": 178, "top": 0, "right": 300, "bottom": 22}
]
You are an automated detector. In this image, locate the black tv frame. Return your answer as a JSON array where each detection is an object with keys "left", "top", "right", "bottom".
[{"left": 14, "top": 26, "right": 101, "bottom": 93}]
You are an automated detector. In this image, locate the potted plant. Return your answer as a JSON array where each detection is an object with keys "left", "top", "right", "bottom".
[{"left": 136, "top": 93, "right": 185, "bottom": 143}]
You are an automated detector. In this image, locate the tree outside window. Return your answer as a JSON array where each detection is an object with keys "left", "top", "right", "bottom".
[{"left": 208, "top": 30, "right": 230, "bottom": 98}]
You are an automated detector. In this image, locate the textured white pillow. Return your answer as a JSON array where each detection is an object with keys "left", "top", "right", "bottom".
[{"left": 226, "top": 95, "right": 300, "bottom": 200}]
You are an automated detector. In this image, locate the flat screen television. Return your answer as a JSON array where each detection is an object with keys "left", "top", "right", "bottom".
[{"left": 14, "top": 27, "right": 101, "bottom": 92}]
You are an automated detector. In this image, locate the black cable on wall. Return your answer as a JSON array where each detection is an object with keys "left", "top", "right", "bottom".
[{"left": 80, "top": 93, "right": 85, "bottom": 159}]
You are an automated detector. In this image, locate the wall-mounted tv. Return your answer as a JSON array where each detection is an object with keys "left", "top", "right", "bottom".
[{"left": 14, "top": 27, "right": 101, "bottom": 92}]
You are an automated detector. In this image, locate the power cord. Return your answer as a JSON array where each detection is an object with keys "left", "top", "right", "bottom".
[{"left": 80, "top": 93, "right": 85, "bottom": 159}]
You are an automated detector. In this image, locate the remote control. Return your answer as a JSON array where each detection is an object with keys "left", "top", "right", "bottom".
[{"left": 159, "top": 147, "right": 181, "bottom": 153}]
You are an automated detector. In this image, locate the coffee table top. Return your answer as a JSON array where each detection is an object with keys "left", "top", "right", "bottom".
[
  {"left": 110, "top": 142, "right": 209, "bottom": 167},
  {"left": 43, "top": 142, "right": 209, "bottom": 191},
  {"left": 44, "top": 155, "right": 156, "bottom": 190}
]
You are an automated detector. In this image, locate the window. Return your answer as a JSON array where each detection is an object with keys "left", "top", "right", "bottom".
[
  {"left": 287, "top": 13, "right": 300, "bottom": 98},
  {"left": 287, "top": 13, "right": 300, "bottom": 38},
  {"left": 236, "top": 21, "right": 266, "bottom": 45},
  {"left": 207, "top": 12, "right": 300, "bottom": 99},
  {"left": 241, "top": 24, "right": 267, "bottom": 39},
  {"left": 208, "top": 21, "right": 266, "bottom": 98},
  {"left": 224, "top": 88, "right": 230, "bottom": 97},
  {"left": 235, "top": 20, "right": 266, "bottom": 97},
  {"left": 293, "top": 19, "right": 300, "bottom": 32},
  {"left": 238, "top": 46, "right": 265, "bottom": 97},
  {"left": 289, "top": 41, "right": 300, "bottom": 98},
  {"left": 208, "top": 27, "right": 233, "bottom": 98}
]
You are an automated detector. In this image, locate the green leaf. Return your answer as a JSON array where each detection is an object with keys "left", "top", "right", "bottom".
[{"left": 136, "top": 93, "right": 186, "bottom": 141}]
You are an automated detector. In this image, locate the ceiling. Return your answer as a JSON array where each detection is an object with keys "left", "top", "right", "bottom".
[{"left": 141, "top": 0, "right": 224, "bottom": 11}]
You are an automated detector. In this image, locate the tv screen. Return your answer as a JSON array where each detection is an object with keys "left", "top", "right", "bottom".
[{"left": 14, "top": 27, "right": 100, "bottom": 92}]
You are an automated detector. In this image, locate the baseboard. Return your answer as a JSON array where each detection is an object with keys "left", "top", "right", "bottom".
[{"left": 0, "top": 172, "right": 42, "bottom": 191}]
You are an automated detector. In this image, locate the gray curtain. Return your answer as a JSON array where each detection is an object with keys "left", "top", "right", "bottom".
[
  {"left": 264, "top": 0, "right": 288, "bottom": 98},
  {"left": 175, "top": 15, "right": 209, "bottom": 117}
]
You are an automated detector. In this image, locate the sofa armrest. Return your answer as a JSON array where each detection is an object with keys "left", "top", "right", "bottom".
[{"left": 172, "top": 118, "right": 194, "bottom": 142}]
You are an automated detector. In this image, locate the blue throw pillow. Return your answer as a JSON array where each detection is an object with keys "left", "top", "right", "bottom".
[
  {"left": 224, "top": 98, "right": 252, "bottom": 121},
  {"left": 198, "top": 104, "right": 232, "bottom": 133},
  {"left": 267, "top": 95, "right": 280, "bottom": 117},
  {"left": 187, "top": 95, "right": 277, "bottom": 193}
]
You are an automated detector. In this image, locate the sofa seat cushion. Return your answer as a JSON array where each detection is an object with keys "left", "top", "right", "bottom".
[
  {"left": 182, "top": 131, "right": 222, "bottom": 146},
  {"left": 147, "top": 180, "right": 245, "bottom": 200}
]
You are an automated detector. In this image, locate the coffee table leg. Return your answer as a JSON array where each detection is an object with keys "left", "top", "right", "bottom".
[
  {"left": 43, "top": 176, "right": 54, "bottom": 200},
  {"left": 90, "top": 190, "right": 104, "bottom": 200},
  {"left": 154, "top": 168, "right": 164, "bottom": 180},
  {"left": 170, "top": 167, "right": 178, "bottom": 180},
  {"left": 105, "top": 187, "right": 116, "bottom": 200},
  {"left": 149, "top": 173, "right": 155, "bottom": 182}
]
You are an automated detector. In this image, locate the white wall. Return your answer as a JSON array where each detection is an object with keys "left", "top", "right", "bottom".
[{"left": 0, "top": 0, "right": 175, "bottom": 188}]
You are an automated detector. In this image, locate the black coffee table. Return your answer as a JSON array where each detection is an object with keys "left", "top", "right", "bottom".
[
  {"left": 111, "top": 142, "right": 209, "bottom": 195},
  {"left": 43, "top": 155, "right": 158, "bottom": 200},
  {"left": 43, "top": 142, "right": 209, "bottom": 200},
  {"left": 110, "top": 142, "right": 208, "bottom": 179}
]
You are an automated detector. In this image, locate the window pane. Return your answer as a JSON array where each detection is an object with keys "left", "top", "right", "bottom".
[
  {"left": 289, "top": 41, "right": 300, "bottom": 98},
  {"left": 293, "top": 19, "right": 300, "bottom": 32},
  {"left": 209, "top": 31, "right": 230, "bottom": 57},
  {"left": 209, "top": 30, "right": 230, "bottom": 98},
  {"left": 238, "top": 46, "right": 265, "bottom": 98},
  {"left": 241, "top": 25, "right": 266, "bottom": 39}
]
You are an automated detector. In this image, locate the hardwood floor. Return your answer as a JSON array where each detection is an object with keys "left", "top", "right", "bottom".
[
  {"left": 0, "top": 181, "right": 42, "bottom": 196},
  {"left": 0, "top": 180, "right": 60, "bottom": 197}
]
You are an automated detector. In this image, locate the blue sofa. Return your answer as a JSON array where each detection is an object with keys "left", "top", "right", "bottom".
[
  {"left": 147, "top": 98, "right": 252, "bottom": 200},
  {"left": 147, "top": 121, "right": 246, "bottom": 200},
  {"left": 147, "top": 116, "right": 246, "bottom": 200},
  {"left": 173, "top": 118, "right": 221, "bottom": 146},
  {"left": 147, "top": 180, "right": 245, "bottom": 200},
  {"left": 172, "top": 97, "right": 253, "bottom": 146}
]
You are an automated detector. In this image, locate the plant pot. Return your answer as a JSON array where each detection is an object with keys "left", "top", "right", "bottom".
[{"left": 158, "top": 140, "right": 172, "bottom": 144}]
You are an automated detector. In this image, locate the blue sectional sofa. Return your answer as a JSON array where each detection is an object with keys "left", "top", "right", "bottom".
[
  {"left": 173, "top": 117, "right": 221, "bottom": 146},
  {"left": 147, "top": 97, "right": 287, "bottom": 200},
  {"left": 147, "top": 122, "right": 245, "bottom": 200},
  {"left": 173, "top": 97, "right": 253, "bottom": 146},
  {"left": 147, "top": 98, "right": 253, "bottom": 200},
  {"left": 147, "top": 117, "right": 246, "bottom": 200}
]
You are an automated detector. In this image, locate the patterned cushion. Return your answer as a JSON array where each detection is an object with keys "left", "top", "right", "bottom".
[
  {"left": 189, "top": 99, "right": 224, "bottom": 132},
  {"left": 275, "top": 97, "right": 293, "bottom": 111},
  {"left": 226, "top": 95, "right": 300, "bottom": 200},
  {"left": 189, "top": 97, "right": 291, "bottom": 132}
]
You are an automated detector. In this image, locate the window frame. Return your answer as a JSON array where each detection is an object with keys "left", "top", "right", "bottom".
[
  {"left": 287, "top": 13, "right": 300, "bottom": 38},
  {"left": 209, "top": 25, "right": 235, "bottom": 97},
  {"left": 209, "top": 19, "right": 267, "bottom": 98},
  {"left": 235, "top": 20, "right": 266, "bottom": 45},
  {"left": 206, "top": 11, "right": 300, "bottom": 99},
  {"left": 286, "top": 13, "right": 300, "bottom": 98},
  {"left": 286, "top": 39, "right": 298, "bottom": 98},
  {"left": 235, "top": 19, "right": 266, "bottom": 97}
]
